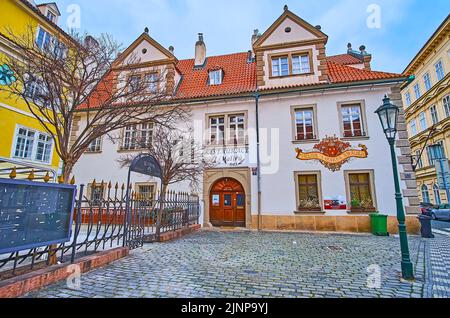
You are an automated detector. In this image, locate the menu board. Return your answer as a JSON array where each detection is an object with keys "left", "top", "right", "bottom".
[{"left": 0, "top": 179, "right": 76, "bottom": 254}]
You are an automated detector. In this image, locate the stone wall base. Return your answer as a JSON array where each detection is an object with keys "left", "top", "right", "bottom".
[
  {"left": 251, "top": 215, "right": 420, "bottom": 235},
  {"left": 0, "top": 247, "right": 129, "bottom": 298},
  {"left": 159, "top": 224, "right": 202, "bottom": 242}
]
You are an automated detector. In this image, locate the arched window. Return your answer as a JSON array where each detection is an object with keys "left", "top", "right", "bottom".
[
  {"left": 421, "top": 185, "right": 430, "bottom": 203},
  {"left": 433, "top": 184, "right": 441, "bottom": 205}
]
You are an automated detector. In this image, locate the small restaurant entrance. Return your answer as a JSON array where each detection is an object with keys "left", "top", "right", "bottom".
[{"left": 209, "top": 178, "right": 246, "bottom": 227}]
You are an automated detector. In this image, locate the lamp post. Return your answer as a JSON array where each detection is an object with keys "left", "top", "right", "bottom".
[{"left": 375, "top": 96, "right": 414, "bottom": 280}]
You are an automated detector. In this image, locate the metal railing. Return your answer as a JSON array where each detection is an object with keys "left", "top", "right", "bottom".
[{"left": 0, "top": 178, "right": 200, "bottom": 279}]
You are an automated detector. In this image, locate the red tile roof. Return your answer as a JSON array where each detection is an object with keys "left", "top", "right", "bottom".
[
  {"left": 327, "top": 54, "right": 363, "bottom": 65},
  {"left": 174, "top": 52, "right": 256, "bottom": 100},
  {"left": 77, "top": 52, "right": 404, "bottom": 109},
  {"left": 327, "top": 61, "right": 402, "bottom": 83}
]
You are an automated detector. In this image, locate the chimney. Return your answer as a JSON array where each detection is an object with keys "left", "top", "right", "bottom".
[
  {"left": 169, "top": 46, "right": 174, "bottom": 55},
  {"left": 359, "top": 45, "right": 372, "bottom": 71},
  {"left": 251, "top": 29, "right": 260, "bottom": 46},
  {"left": 194, "top": 33, "right": 206, "bottom": 68}
]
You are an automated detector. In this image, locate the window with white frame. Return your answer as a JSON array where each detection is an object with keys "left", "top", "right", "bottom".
[
  {"left": 292, "top": 54, "right": 311, "bottom": 75},
  {"left": 414, "top": 83, "right": 421, "bottom": 100},
  {"left": 405, "top": 92, "right": 412, "bottom": 107},
  {"left": 46, "top": 11, "right": 56, "bottom": 22},
  {"left": 36, "top": 27, "right": 66, "bottom": 59},
  {"left": 87, "top": 137, "right": 102, "bottom": 153},
  {"left": 435, "top": 60, "right": 445, "bottom": 81},
  {"left": 228, "top": 114, "right": 245, "bottom": 145},
  {"left": 209, "top": 70, "right": 223, "bottom": 85},
  {"left": 208, "top": 113, "right": 247, "bottom": 146},
  {"left": 272, "top": 56, "right": 289, "bottom": 77},
  {"left": 410, "top": 119, "right": 417, "bottom": 136},
  {"left": 295, "top": 108, "right": 315, "bottom": 140},
  {"left": 424, "top": 73, "right": 432, "bottom": 91},
  {"left": 145, "top": 73, "right": 158, "bottom": 93},
  {"left": 421, "top": 185, "right": 430, "bottom": 203},
  {"left": 137, "top": 184, "right": 155, "bottom": 201},
  {"left": 122, "top": 123, "right": 153, "bottom": 150},
  {"left": 209, "top": 116, "right": 225, "bottom": 145},
  {"left": 36, "top": 27, "right": 52, "bottom": 51},
  {"left": 24, "top": 78, "right": 44, "bottom": 101},
  {"left": 434, "top": 184, "right": 442, "bottom": 205},
  {"left": 419, "top": 112, "right": 427, "bottom": 131},
  {"left": 13, "top": 126, "right": 53, "bottom": 164},
  {"left": 443, "top": 96, "right": 450, "bottom": 118},
  {"left": 430, "top": 105, "right": 439, "bottom": 125},
  {"left": 341, "top": 104, "right": 365, "bottom": 138}
]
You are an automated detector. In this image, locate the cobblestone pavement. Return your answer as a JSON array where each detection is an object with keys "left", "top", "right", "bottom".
[
  {"left": 25, "top": 230, "right": 431, "bottom": 298},
  {"left": 424, "top": 233, "right": 450, "bottom": 298}
]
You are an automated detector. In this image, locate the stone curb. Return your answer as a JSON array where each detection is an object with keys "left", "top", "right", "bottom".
[{"left": 0, "top": 247, "right": 129, "bottom": 298}]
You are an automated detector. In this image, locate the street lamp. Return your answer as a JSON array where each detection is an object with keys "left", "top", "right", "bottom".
[{"left": 375, "top": 96, "right": 415, "bottom": 281}]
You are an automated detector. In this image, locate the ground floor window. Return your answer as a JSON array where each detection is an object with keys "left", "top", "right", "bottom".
[
  {"left": 136, "top": 183, "right": 156, "bottom": 209},
  {"left": 347, "top": 172, "right": 376, "bottom": 212},
  {"left": 296, "top": 172, "right": 321, "bottom": 211},
  {"left": 433, "top": 184, "right": 441, "bottom": 205},
  {"left": 12, "top": 125, "right": 53, "bottom": 164},
  {"left": 89, "top": 182, "right": 105, "bottom": 206},
  {"left": 421, "top": 185, "right": 431, "bottom": 203}
]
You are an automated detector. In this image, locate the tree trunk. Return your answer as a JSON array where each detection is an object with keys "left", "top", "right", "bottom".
[
  {"left": 62, "top": 161, "right": 74, "bottom": 184},
  {"left": 155, "top": 183, "right": 168, "bottom": 241}
]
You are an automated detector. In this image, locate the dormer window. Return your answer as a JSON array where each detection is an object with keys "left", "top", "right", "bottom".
[
  {"left": 209, "top": 70, "right": 223, "bottom": 85},
  {"left": 46, "top": 10, "right": 56, "bottom": 22},
  {"left": 270, "top": 51, "right": 313, "bottom": 78}
]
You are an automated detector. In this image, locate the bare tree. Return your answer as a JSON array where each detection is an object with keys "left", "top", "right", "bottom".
[
  {"left": 117, "top": 125, "right": 215, "bottom": 195},
  {"left": 0, "top": 27, "right": 187, "bottom": 182}
]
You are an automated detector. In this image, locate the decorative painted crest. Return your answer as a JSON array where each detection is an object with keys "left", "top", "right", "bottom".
[
  {"left": 0, "top": 64, "right": 16, "bottom": 86},
  {"left": 295, "top": 136, "right": 368, "bottom": 172}
]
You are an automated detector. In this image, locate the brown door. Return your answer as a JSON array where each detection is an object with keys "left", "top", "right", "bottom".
[{"left": 210, "top": 178, "right": 246, "bottom": 227}]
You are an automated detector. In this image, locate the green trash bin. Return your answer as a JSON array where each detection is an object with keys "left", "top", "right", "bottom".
[{"left": 370, "top": 213, "right": 389, "bottom": 236}]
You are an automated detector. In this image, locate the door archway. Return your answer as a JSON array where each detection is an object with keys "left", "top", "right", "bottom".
[{"left": 209, "top": 178, "right": 246, "bottom": 227}]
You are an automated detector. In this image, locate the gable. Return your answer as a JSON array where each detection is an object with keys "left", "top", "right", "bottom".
[
  {"left": 260, "top": 17, "right": 320, "bottom": 47},
  {"left": 254, "top": 9, "right": 328, "bottom": 49},
  {"left": 114, "top": 33, "right": 177, "bottom": 68}
]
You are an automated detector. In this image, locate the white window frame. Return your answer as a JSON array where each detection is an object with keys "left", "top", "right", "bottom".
[
  {"left": 419, "top": 112, "right": 427, "bottom": 131},
  {"left": 414, "top": 83, "right": 421, "bottom": 100},
  {"left": 435, "top": 60, "right": 445, "bottom": 81},
  {"left": 209, "top": 116, "right": 226, "bottom": 145},
  {"left": 405, "top": 92, "right": 412, "bottom": 107},
  {"left": 292, "top": 54, "right": 310, "bottom": 75},
  {"left": 121, "top": 123, "right": 153, "bottom": 151},
  {"left": 87, "top": 136, "right": 103, "bottom": 153},
  {"left": 424, "top": 73, "right": 432, "bottom": 91},
  {"left": 443, "top": 95, "right": 450, "bottom": 118},
  {"left": 11, "top": 125, "right": 54, "bottom": 164},
  {"left": 228, "top": 114, "right": 246, "bottom": 145},
  {"left": 271, "top": 56, "right": 289, "bottom": 77},
  {"left": 295, "top": 108, "right": 315, "bottom": 140},
  {"left": 409, "top": 119, "right": 417, "bottom": 136},
  {"left": 430, "top": 105, "right": 439, "bottom": 125},
  {"left": 209, "top": 70, "right": 223, "bottom": 85},
  {"left": 341, "top": 104, "right": 366, "bottom": 138}
]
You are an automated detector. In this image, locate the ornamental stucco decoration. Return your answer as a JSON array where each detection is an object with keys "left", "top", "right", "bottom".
[
  {"left": 0, "top": 64, "right": 16, "bottom": 86},
  {"left": 295, "top": 136, "right": 368, "bottom": 172}
]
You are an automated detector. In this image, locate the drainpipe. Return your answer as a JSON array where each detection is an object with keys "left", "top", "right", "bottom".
[{"left": 255, "top": 92, "right": 262, "bottom": 231}]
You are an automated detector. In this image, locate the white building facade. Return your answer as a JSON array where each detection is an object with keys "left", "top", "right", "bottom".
[{"left": 72, "top": 7, "right": 421, "bottom": 234}]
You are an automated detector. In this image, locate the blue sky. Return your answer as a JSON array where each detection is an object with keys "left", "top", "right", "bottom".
[{"left": 54, "top": 0, "right": 449, "bottom": 73}]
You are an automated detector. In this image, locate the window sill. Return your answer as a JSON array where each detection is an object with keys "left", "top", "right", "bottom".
[
  {"left": 117, "top": 149, "right": 145, "bottom": 153},
  {"left": 85, "top": 151, "right": 103, "bottom": 154},
  {"left": 269, "top": 72, "right": 315, "bottom": 79},
  {"left": 294, "top": 210, "right": 326, "bottom": 215},
  {"left": 341, "top": 136, "right": 370, "bottom": 141},
  {"left": 204, "top": 143, "right": 249, "bottom": 149},
  {"left": 292, "top": 139, "right": 319, "bottom": 145},
  {"left": 347, "top": 209, "right": 377, "bottom": 214},
  {"left": 11, "top": 157, "right": 52, "bottom": 167}
]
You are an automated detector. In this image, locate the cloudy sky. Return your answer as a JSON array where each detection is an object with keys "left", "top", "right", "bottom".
[{"left": 54, "top": 0, "right": 449, "bottom": 73}]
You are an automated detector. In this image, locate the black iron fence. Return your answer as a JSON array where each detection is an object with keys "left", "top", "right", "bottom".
[{"left": 0, "top": 178, "right": 200, "bottom": 279}]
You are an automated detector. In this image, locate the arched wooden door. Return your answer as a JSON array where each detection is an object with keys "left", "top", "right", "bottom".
[{"left": 210, "top": 178, "right": 246, "bottom": 227}]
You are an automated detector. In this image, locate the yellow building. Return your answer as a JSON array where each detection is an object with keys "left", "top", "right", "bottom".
[
  {"left": 0, "top": 0, "right": 67, "bottom": 179},
  {"left": 402, "top": 14, "right": 450, "bottom": 205}
]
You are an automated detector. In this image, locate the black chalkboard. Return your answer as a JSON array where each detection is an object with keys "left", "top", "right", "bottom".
[{"left": 0, "top": 179, "right": 76, "bottom": 254}]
